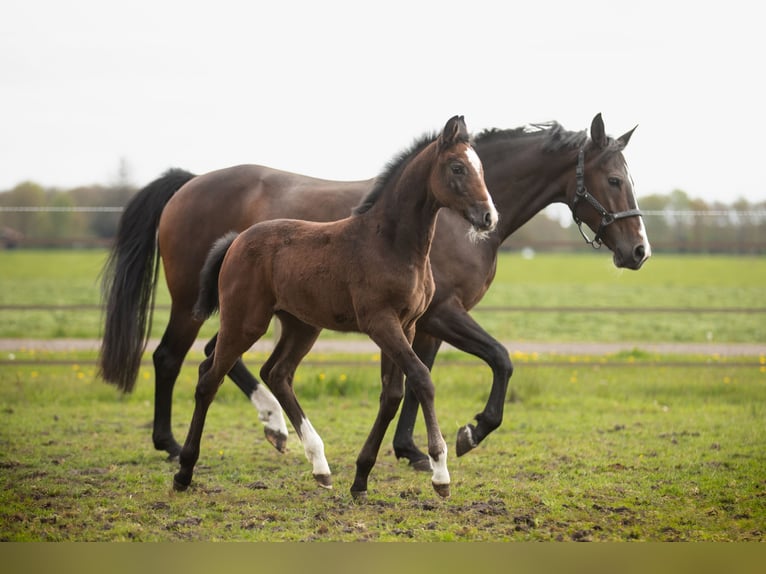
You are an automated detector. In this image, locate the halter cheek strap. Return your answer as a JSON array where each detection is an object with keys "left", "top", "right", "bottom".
[{"left": 572, "top": 148, "right": 643, "bottom": 248}]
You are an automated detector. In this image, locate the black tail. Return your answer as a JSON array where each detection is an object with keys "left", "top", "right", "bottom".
[
  {"left": 193, "top": 232, "right": 239, "bottom": 321},
  {"left": 99, "top": 168, "right": 196, "bottom": 392}
]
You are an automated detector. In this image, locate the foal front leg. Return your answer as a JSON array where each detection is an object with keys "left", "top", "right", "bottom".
[{"left": 356, "top": 323, "right": 450, "bottom": 499}]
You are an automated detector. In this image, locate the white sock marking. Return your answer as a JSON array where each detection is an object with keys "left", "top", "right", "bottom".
[
  {"left": 250, "top": 385, "right": 288, "bottom": 438},
  {"left": 299, "top": 418, "right": 331, "bottom": 478},
  {"left": 430, "top": 441, "right": 450, "bottom": 486}
]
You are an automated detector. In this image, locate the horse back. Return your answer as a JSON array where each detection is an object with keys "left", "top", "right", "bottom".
[{"left": 157, "top": 164, "right": 373, "bottom": 304}]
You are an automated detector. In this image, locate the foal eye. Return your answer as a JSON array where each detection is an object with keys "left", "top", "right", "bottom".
[
  {"left": 451, "top": 164, "right": 466, "bottom": 175},
  {"left": 608, "top": 177, "right": 621, "bottom": 187}
]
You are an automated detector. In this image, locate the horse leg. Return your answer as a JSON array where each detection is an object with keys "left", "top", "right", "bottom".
[
  {"left": 259, "top": 314, "right": 330, "bottom": 488},
  {"left": 355, "top": 320, "right": 450, "bottom": 499},
  {"left": 204, "top": 334, "right": 288, "bottom": 453},
  {"left": 418, "top": 304, "right": 513, "bottom": 456},
  {"left": 151, "top": 308, "right": 203, "bottom": 459},
  {"left": 392, "top": 332, "right": 442, "bottom": 471}
]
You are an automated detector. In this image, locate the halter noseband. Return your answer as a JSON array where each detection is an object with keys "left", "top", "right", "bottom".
[{"left": 572, "top": 148, "right": 643, "bottom": 248}]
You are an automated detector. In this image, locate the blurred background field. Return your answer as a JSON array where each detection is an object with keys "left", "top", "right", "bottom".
[{"left": 0, "top": 250, "right": 763, "bottom": 344}]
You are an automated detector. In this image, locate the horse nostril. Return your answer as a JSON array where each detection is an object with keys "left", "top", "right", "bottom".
[
  {"left": 483, "top": 210, "right": 495, "bottom": 229},
  {"left": 633, "top": 244, "right": 645, "bottom": 262}
]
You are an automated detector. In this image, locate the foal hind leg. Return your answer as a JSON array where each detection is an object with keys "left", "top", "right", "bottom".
[
  {"left": 174, "top": 327, "right": 267, "bottom": 491},
  {"left": 204, "top": 334, "right": 288, "bottom": 452},
  {"left": 259, "top": 314, "right": 329, "bottom": 487}
]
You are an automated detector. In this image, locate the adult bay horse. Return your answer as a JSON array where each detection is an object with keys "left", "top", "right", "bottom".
[
  {"left": 100, "top": 113, "right": 651, "bottom": 470},
  {"left": 172, "top": 115, "right": 497, "bottom": 498}
]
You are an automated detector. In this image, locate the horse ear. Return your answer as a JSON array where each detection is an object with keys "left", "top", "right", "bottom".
[
  {"left": 440, "top": 115, "right": 467, "bottom": 148},
  {"left": 617, "top": 125, "right": 638, "bottom": 149},
  {"left": 590, "top": 113, "right": 609, "bottom": 149}
]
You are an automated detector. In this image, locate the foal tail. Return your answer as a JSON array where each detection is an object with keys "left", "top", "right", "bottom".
[
  {"left": 193, "top": 232, "right": 239, "bottom": 321},
  {"left": 99, "top": 168, "right": 196, "bottom": 393}
]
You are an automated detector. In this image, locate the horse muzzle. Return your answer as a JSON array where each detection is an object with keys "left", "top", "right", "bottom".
[{"left": 613, "top": 240, "right": 652, "bottom": 270}]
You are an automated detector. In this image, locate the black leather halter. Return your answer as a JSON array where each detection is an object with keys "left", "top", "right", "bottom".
[{"left": 572, "top": 148, "right": 643, "bottom": 248}]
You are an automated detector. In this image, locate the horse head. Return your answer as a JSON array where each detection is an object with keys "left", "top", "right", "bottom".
[{"left": 571, "top": 113, "right": 651, "bottom": 270}]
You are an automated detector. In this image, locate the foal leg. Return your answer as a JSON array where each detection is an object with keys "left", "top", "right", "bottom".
[
  {"left": 350, "top": 353, "right": 405, "bottom": 499},
  {"left": 259, "top": 314, "right": 330, "bottom": 488},
  {"left": 392, "top": 332, "right": 442, "bottom": 470},
  {"left": 355, "top": 320, "right": 450, "bottom": 499},
  {"left": 173, "top": 325, "right": 265, "bottom": 491},
  {"left": 204, "top": 334, "right": 288, "bottom": 452}
]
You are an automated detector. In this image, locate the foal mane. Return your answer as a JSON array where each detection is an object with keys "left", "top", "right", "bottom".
[{"left": 353, "top": 132, "right": 441, "bottom": 215}]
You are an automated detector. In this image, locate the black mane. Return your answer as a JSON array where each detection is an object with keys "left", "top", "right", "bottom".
[
  {"left": 353, "top": 132, "right": 439, "bottom": 215},
  {"left": 474, "top": 122, "right": 590, "bottom": 152}
]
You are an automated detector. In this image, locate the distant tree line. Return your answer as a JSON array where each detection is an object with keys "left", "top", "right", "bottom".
[{"left": 1, "top": 181, "right": 764, "bottom": 253}]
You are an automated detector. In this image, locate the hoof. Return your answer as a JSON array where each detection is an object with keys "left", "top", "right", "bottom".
[
  {"left": 350, "top": 489, "right": 368, "bottom": 502},
  {"left": 456, "top": 424, "right": 478, "bottom": 457},
  {"left": 313, "top": 473, "right": 333, "bottom": 489},
  {"left": 432, "top": 482, "right": 451, "bottom": 498},
  {"left": 265, "top": 428, "right": 288, "bottom": 453},
  {"left": 409, "top": 457, "right": 433, "bottom": 472},
  {"left": 172, "top": 473, "right": 190, "bottom": 492},
  {"left": 156, "top": 440, "right": 182, "bottom": 460}
]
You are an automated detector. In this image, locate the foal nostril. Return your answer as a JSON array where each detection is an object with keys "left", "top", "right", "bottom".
[{"left": 483, "top": 210, "right": 497, "bottom": 230}]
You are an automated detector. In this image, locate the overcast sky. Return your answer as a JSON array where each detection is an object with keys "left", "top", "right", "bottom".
[{"left": 1, "top": 0, "right": 763, "bottom": 205}]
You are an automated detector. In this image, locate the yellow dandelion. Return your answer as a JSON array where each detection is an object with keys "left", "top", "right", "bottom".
[
  {"left": 339, "top": 374, "right": 348, "bottom": 382},
  {"left": 723, "top": 376, "right": 731, "bottom": 385},
  {"left": 318, "top": 373, "right": 326, "bottom": 381}
]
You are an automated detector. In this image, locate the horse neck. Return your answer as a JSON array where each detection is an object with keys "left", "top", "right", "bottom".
[
  {"left": 476, "top": 135, "right": 576, "bottom": 243},
  {"left": 365, "top": 147, "right": 441, "bottom": 261}
]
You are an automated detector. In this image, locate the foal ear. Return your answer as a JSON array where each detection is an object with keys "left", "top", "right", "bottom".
[
  {"left": 439, "top": 115, "right": 467, "bottom": 148},
  {"left": 617, "top": 125, "right": 638, "bottom": 149},
  {"left": 590, "top": 113, "right": 609, "bottom": 149}
]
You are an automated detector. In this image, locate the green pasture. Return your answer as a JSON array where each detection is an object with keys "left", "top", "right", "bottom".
[
  {"left": 1, "top": 350, "right": 765, "bottom": 541},
  {"left": 1, "top": 249, "right": 764, "bottom": 542},
  {"left": 0, "top": 249, "right": 764, "bottom": 343}
]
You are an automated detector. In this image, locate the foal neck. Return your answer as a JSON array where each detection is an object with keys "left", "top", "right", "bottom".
[{"left": 360, "top": 143, "right": 441, "bottom": 260}]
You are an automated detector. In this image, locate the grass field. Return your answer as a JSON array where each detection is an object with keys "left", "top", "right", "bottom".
[
  {"left": 1, "top": 352, "right": 764, "bottom": 541},
  {"left": 0, "top": 249, "right": 764, "bottom": 343},
  {"left": 0, "top": 249, "right": 764, "bottom": 542}
]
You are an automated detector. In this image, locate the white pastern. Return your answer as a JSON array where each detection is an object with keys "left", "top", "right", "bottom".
[
  {"left": 299, "top": 418, "right": 331, "bottom": 478},
  {"left": 250, "top": 386, "right": 288, "bottom": 437},
  {"left": 429, "top": 443, "right": 450, "bottom": 486}
]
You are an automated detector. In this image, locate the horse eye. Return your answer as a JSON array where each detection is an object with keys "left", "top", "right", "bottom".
[
  {"left": 451, "top": 163, "right": 465, "bottom": 175},
  {"left": 608, "top": 177, "right": 621, "bottom": 187}
]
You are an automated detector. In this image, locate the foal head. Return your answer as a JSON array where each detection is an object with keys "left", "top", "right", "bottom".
[{"left": 431, "top": 116, "right": 498, "bottom": 239}]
